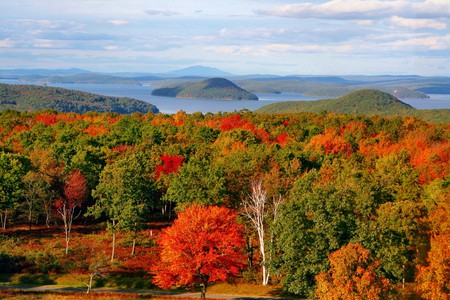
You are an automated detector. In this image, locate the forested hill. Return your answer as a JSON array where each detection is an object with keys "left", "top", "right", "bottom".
[
  {"left": 151, "top": 78, "right": 258, "bottom": 100},
  {"left": 0, "top": 83, "right": 159, "bottom": 114},
  {"left": 256, "top": 89, "right": 450, "bottom": 123}
]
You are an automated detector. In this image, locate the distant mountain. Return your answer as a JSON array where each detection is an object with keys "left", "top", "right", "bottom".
[
  {"left": 152, "top": 78, "right": 258, "bottom": 100},
  {"left": 35, "top": 73, "right": 142, "bottom": 85},
  {"left": 0, "top": 68, "right": 90, "bottom": 79},
  {"left": 255, "top": 89, "right": 449, "bottom": 123},
  {"left": 166, "top": 66, "right": 234, "bottom": 77},
  {"left": 0, "top": 83, "right": 158, "bottom": 114}
]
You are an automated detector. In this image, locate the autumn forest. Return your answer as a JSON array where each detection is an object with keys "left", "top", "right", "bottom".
[{"left": 0, "top": 109, "right": 449, "bottom": 299}]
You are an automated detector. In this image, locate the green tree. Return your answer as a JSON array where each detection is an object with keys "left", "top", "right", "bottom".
[
  {"left": 273, "top": 159, "right": 377, "bottom": 297},
  {"left": 90, "top": 152, "right": 156, "bottom": 260},
  {"left": 163, "top": 153, "right": 228, "bottom": 207},
  {"left": 0, "top": 152, "right": 30, "bottom": 229}
]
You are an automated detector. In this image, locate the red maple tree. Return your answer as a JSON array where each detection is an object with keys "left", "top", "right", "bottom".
[
  {"left": 152, "top": 204, "right": 246, "bottom": 298},
  {"left": 154, "top": 154, "right": 184, "bottom": 180},
  {"left": 54, "top": 170, "right": 88, "bottom": 255}
]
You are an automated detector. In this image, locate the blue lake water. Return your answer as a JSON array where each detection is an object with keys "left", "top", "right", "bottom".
[{"left": 1, "top": 80, "right": 450, "bottom": 114}]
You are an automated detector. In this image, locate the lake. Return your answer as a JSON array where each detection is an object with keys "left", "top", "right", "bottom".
[{"left": 1, "top": 80, "right": 450, "bottom": 114}]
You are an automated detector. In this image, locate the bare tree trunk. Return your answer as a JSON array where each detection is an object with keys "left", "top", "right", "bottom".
[
  {"left": 110, "top": 220, "right": 119, "bottom": 262},
  {"left": 87, "top": 274, "right": 94, "bottom": 294},
  {"left": 244, "top": 179, "right": 269, "bottom": 285},
  {"left": 244, "top": 181, "right": 284, "bottom": 286}
]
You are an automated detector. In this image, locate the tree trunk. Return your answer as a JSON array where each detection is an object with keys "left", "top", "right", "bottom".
[
  {"left": 111, "top": 220, "right": 117, "bottom": 262},
  {"left": 87, "top": 274, "right": 94, "bottom": 294},
  {"left": 1, "top": 211, "right": 7, "bottom": 230},
  {"left": 131, "top": 237, "right": 136, "bottom": 256},
  {"left": 200, "top": 281, "right": 207, "bottom": 299},
  {"left": 28, "top": 202, "right": 33, "bottom": 230},
  {"left": 64, "top": 219, "right": 69, "bottom": 255}
]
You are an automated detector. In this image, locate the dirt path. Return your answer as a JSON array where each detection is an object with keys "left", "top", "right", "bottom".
[{"left": 0, "top": 284, "right": 300, "bottom": 300}]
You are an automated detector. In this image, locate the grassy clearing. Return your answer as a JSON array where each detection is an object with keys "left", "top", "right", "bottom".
[{"left": 207, "top": 282, "right": 282, "bottom": 297}]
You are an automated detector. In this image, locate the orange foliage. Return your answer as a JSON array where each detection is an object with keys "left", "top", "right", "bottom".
[
  {"left": 83, "top": 125, "right": 109, "bottom": 137},
  {"left": 358, "top": 128, "right": 449, "bottom": 184},
  {"left": 152, "top": 205, "right": 246, "bottom": 291},
  {"left": 416, "top": 234, "right": 450, "bottom": 300},
  {"left": 307, "top": 128, "right": 353, "bottom": 157},
  {"left": 315, "top": 243, "right": 391, "bottom": 300}
]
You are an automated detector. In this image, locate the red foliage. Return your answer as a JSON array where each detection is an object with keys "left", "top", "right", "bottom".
[
  {"left": 64, "top": 170, "right": 89, "bottom": 204},
  {"left": 155, "top": 154, "right": 184, "bottom": 180},
  {"left": 152, "top": 205, "right": 246, "bottom": 290},
  {"left": 34, "top": 113, "right": 58, "bottom": 126},
  {"left": 275, "top": 132, "right": 289, "bottom": 146},
  {"left": 205, "top": 114, "right": 271, "bottom": 144}
]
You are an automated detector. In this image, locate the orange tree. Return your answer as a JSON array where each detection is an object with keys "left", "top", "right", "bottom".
[
  {"left": 315, "top": 243, "right": 392, "bottom": 300},
  {"left": 416, "top": 234, "right": 450, "bottom": 299},
  {"left": 152, "top": 204, "right": 246, "bottom": 298}
]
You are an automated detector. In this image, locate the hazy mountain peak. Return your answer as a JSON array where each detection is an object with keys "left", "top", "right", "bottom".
[{"left": 166, "top": 66, "right": 233, "bottom": 77}]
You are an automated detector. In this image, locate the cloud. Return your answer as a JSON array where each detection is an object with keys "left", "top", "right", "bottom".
[
  {"left": 257, "top": 0, "right": 450, "bottom": 20},
  {"left": 388, "top": 34, "right": 450, "bottom": 50},
  {"left": 145, "top": 10, "right": 179, "bottom": 17},
  {"left": 106, "top": 20, "right": 130, "bottom": 26},
  {"left": 387, "top": 16, "right": 447, "bottom": 30},
  {"left": 104, "top": 45, "right": 121, "bottom": 51}
]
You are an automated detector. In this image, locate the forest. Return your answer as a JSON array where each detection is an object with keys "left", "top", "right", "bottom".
[{"left": 0, "top": 108, "right": 449, "bottom": 299}]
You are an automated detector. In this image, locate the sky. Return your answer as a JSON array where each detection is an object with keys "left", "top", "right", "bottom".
[{"left": 1, "top": 0, "right": 450, "bottom": 76}]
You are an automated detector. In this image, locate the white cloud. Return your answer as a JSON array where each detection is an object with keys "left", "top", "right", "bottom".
[
  {"left": 104, "top": 45, "right": 121, "bottom": 51},
  {"left": 106, "top": 20, "right": 130, "bottom": 26},
  {"left": 258, "top": 0, "right": 450, "bottom": 20},
  {"left": 388, "top": 34, "right": 450, "bottom": 50},
  {"left": 387, "top": 16, "right": 447, "bottom": 30}
]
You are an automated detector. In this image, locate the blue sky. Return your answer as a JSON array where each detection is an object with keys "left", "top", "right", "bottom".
[{"left": 1, "top": 0, "right": 449, "bottom": 75}]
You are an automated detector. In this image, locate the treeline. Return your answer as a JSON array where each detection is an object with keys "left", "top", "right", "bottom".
[
  {"left": 0, "top": 109, "right": 449, "bottom": 298},
  {"left": 0, "top": 83, "right": 158, "bottom": 114}
]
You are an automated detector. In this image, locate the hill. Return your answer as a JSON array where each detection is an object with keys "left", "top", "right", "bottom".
[
  {"left": 255, "top": 89, "right": 449, "bottom": 123},
  {"left": 0, "top": 83, "right": 159, "bottom": 114},
  {"left": 151, "top": 78, "right": 258, "bottom": 100},
  {"left": 166, "top": 66, "right": 234, "bottom": 77}
]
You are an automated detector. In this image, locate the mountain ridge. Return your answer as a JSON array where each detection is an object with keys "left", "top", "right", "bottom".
[{"left": 0, "top": 83, "right": 158, "bottom": 114}]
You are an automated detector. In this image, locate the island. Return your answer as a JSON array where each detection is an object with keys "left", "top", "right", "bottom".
[{"left": 151, "top": 78, "right": 258, "bottom": 100}]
